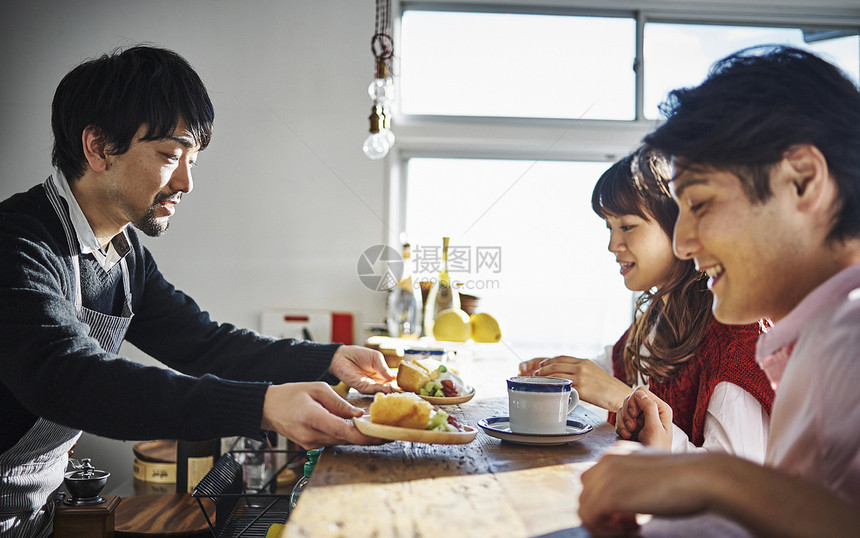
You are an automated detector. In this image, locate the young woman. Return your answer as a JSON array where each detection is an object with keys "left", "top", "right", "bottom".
[{"left": 519, "top": 148, "right": 774, "bottom": 460}]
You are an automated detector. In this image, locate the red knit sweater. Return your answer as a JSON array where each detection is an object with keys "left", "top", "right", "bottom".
[{"left": 610, "top": 318, "right": 775, "bottom": 447}]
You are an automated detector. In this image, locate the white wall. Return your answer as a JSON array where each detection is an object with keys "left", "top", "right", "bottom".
[
  {"left": 1, "top": 0, "right": 391, "bottom": 336},
  {"left": 1, "top": 0, "right": 391, "bottom": 490}
]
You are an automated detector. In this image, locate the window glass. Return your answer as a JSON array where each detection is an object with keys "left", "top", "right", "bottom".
[
  {"left": 400, "top": 11, "right": 636, "bottom": 120},
  {"left": 405, "top": 158, "right": 633, "bottom": 359},
  {"left": 644, "top": 23, "right": 860, "bottom": 119}
]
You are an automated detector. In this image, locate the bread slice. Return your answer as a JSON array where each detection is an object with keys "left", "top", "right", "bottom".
[
  {"left": 396, "top": 359, "right": 442, "bottom": 393},
  {"left": 396, "top": 362, "right": 430, "bottom": 392},
  {"left": 414, "top": 358, "right": 445, "bottom": 375},
  {"left": 369, "top": 392, "right": 432, "bottom": 429}
]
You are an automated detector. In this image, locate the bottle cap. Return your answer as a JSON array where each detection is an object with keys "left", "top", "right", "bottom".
[{"left": 307, "top": 448, "right": 323, "bottom": 464}]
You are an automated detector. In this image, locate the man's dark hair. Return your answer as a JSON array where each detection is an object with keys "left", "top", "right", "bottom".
[
  {"left": 51, "top": 45, "right": 214, "bottom": 180},
  {"left": 644, "top": 45, "right": 860, "bottom": 243}
]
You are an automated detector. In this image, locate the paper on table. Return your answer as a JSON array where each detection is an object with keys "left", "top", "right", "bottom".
[
  {"left": 494, "top": 462, "right": 595, "bottom": 536},
  {"left": 281, "top": 461, "right": 602, "bottom": 538},
  {"left": 641, "top": 514, "right": 753, "bottom": 537},
  {"left": 282, "top": 473, "right": 528, "bottom": 538}
]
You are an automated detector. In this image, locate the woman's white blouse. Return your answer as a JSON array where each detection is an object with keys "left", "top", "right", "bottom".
[{"left": 592, "top": 345, "right": 769, "bottom": 463}]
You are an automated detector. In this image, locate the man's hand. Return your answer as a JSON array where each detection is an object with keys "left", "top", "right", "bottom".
[
  {"left": 329, "top": 345, "right": 394, "bottom": 394},
  {"left": 261, "top": 382, "right": 386, "bottom": 448},
  {"left": 616, "top": 387, "right": 673, "bottom": 450},
  {"left": 578, "top": 452, "right": 716, "bottom": 536},
  {"left": 579, "top": 450, "right": 860, "bottom": 538}
]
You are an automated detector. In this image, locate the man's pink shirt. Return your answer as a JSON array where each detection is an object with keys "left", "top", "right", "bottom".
[{"left": 756, "top": 262, "right": 860, "bottom": 503}]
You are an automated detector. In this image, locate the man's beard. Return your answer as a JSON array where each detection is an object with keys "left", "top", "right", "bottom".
[{"left": 133, "top": 192, "right": 178, "bottom": 237}]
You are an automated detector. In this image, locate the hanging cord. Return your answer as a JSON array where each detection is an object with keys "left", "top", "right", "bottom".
[
  {"left": 365, "top": 0, "right": 395, "bottom": 149},
  {"left": 372, "top": 0, "right": 394, "bottom": 66}
]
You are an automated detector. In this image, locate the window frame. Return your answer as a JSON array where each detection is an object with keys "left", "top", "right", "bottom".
[{"left": 385, "top": 1, "right": 860, "bottom": 245}]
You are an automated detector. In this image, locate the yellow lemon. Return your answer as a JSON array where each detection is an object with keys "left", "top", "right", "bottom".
[
  {"left": 470, "top": 312, "right": 502, "bottom": 343},
  {"left": 432, "top": 309, "right": 471, "bottom": 342}
]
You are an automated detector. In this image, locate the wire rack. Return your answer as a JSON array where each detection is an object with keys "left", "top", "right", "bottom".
[{"left": 192, "top": 450, "right": 303, "bottom": 537}]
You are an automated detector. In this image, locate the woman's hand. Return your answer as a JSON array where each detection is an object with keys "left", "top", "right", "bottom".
[
  {"left": 526, "top": 355, "right": 633, "bottom": 411},
  {"left": 518, "top": 357, "right": 545, "bottom": 376},
  {"left": 616, "top": 387, "right": 673, "bottom": 450}
]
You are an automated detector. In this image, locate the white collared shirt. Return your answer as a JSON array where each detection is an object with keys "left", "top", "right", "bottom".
[{"left": 50, "top": 169, "right": 130, "bottom": 272}]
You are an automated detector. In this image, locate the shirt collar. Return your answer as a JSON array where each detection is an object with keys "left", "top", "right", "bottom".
[
  {"left": 50, "top": 169, "right": 131, "bottom": 271},
  {"left": 757, "top": 262, "right": 860, "bottom": 359}
]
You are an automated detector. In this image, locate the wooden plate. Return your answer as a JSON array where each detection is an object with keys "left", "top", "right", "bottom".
[
  {"left": 353, "top": 415, "right": 477, "bottom": 444},
  {"left": 115, "top": 493, "right": 213, "bottom": 536}
]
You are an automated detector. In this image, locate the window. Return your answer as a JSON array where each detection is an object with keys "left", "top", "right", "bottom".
[
  {"left": 400, "top": 11, "right": 636, "bottom": 119},
  {"left": 644, "top": 23, "right": 860, "bottom": 119},
  {"left": 399, "top": 8, "right": 860, "bottom": 121},
  {"left": 394, "top": 3, "right": 860, "bottom": 359},
  {"left": 405, "top": 158, "right": 633, "bottom": 358}
]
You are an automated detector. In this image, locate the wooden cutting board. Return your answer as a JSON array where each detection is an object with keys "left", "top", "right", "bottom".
[{"left": 114, "top": 493, "right": 213, "bottom": 537}]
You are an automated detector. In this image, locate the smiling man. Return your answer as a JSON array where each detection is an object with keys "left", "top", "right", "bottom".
[
  {"left": 75, "top": 122, "right": 197, "bottom": 243},
  {"left": 0, "top": 46, "right": 393, "bottom": 537},
  {"left": 578, "top": 45, "right": 860, "bottom": 537}
]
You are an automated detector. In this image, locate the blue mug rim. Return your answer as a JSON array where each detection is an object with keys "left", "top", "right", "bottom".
[
  {"left": 507, "top": 376, "right": 572, "bottom": 392},
  {"left": 403, "top": 349, "right": 447, "bottom": 355}
]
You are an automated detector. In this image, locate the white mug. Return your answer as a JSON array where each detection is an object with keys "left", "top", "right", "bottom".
[{"left": 507, "top": 376, "right": 579, "bottom": 434}]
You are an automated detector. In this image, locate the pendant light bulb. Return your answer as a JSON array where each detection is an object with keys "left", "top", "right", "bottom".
[
  {"left": 368, "top": 77, "right": 395, "bottom": 105},
  {"left": 368, "top": 58, "right": 395, "bottom": 105},
  {"left": 363, "top": 130, "right": 393, "bottom": 160},
  {"left": 364, "top": 102, "right": 393, "bottom": 160},
  {"left": 363, "top": 33, "right": 395, "bottom": 160}
]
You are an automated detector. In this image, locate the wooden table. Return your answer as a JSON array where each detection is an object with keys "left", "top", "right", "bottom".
[{"left": 282, "top": 348, "right": 618, "bottom": 538}]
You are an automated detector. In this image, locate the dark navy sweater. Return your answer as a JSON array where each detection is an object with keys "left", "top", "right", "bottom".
[{"left": 0, "top": 183, "right": 340, "bottom": 454}]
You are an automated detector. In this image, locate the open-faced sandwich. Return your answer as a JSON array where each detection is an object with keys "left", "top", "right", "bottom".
[
  {"left": 396, "top": 358, "right": 468, "bottom": 398},
  {"left": 369, "top": 392, "right": 464, "bottom": 432}
]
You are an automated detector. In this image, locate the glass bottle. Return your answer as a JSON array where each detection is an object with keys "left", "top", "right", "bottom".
[
  {"left": 289, "top": 449, "right": 322, "bottom": 515},
  {"left": 240, "top": 436, "right": 274, "bottom": 493},
  {"left": 386, "top": 242, "right": 423, "bottom": 338},
  {"left": 175, "top": 439, "right": 220, "bottom": 493},
  {"left": 423, "top": 237, "right": 460, "bottom": 336}
]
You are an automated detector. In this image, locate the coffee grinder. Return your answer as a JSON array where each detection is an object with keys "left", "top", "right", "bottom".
[{"left": 54, "top": 458, "right": 120, "bottom": 538}]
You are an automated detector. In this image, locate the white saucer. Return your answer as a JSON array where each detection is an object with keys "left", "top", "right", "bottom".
[{"left": 477, "top": 416, "right": 593, "bottom": 446}]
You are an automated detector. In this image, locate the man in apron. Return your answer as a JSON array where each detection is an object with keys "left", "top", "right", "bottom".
[{"left": 0, "top": 46, "right": 393, "bottom": 536}]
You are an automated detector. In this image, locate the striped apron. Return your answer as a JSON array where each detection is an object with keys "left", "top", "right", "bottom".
[{"left": 0, "top": 178, "right": 134, "bottom": 537}]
